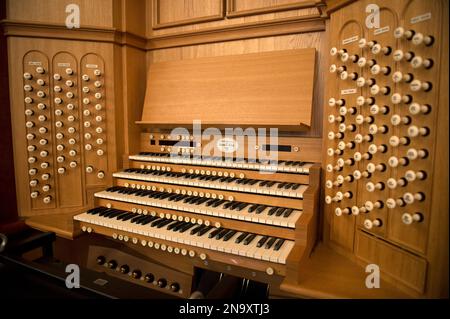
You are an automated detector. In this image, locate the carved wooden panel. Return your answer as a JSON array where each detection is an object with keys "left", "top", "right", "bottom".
[
  {"left": 152, "top": 0, "right": 224, "bottom": 29},
  {"left": 227, "top": 0, "right": 322, "bottom": 18}
]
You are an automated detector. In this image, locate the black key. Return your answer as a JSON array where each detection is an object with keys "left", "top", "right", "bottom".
[
  {"left": 140, "top": 216, "right": 158, "bottom": 225},
  {"left": 112, "top": 211, "right": 130, "bottom": 220},
  {"left": 235, "top": 203, "right": 249, "bottom": 211},
  {"left": 173, "top": 195, "right": 185, "bottom": 202},
  {"left": 248, "top": 205, "right": 258, "bottom": 213},
  {"left": 277, "top": 182, "right": 287, "bottom": 189},
  {"left": 255, "top": 205, "right": 266, "bottom": 214},
  {"left": 190, "top": 224, "right": 205, "bottom": 235},
  {"left": 87, "top": 207, "right": 107, "bottom": 215},
  {"left": 179, "top": 223, "right": 196, "bottom": 233},
  {"left": 268, "top": 207, "right": 278, "bottom": 216},
  {"left": 98, "top": 208, "right": 114, "bottom": 216},
  {"left": 206, "top": 198, "right": 219, "bottom": 206},
  {"left": 222, "top": 201, "right": 234, "bottom": 209},
  {"left": 151, "top": 218, "right": 166, "bottom": 227},
  {"left": 265, "top": 237, "right": 277, "bottom": 249},
  {"left": 121, "top": 213, "right": 138, "bottom": 221},
  {"left": 188, "top": 197, "right": 202, "bottom": 205},
  {"left": 167, "top": 220, "right": 183, "bottom": 230},
  {"left": 103, "top": 209, "right": 122, "bottom": 218},
  {"left": 243, "top": 234, "right": 256, "bottom": 245},
  {"left": 257, "top": 236, "right": 269, "bottom": 247},
  {"left": 94, "top": 206, "right": 110, "bottom": 214},
  {"left": 208, "top": 227, "right": 223, "bottom": 238},
  {"left": 283, "top": 208, "right": 294, "bottom": 218},
  {"left": 292, "top": 184, "right": 300, "bottom": 190},
  {"left": 198, "top": 226, "right": 213, "bottom": 236},
  {"left": 198, "top": 197, "right": 210, "bottom": 205},
  {"left": 159, "top": 193, "right": 173, "bottom": 200},
  {"left": 223, "top": 230, "right": 237, "bottom": 241},
  {"left": 229, "top": 201, "right": 242, "bottom": 210},
  {"left": 131, "top": 214, "right": 148, "bottom": 223},
  {"left": 173, "top": 222, "right": 187, "bottom": 232},
  {"left": 117, "top": 212, "right": 133, "bottom": 220},
  {"left": 284, "top": 183, "right": 293, "bottom": 190},
  {"left": 266, "top": 181, "right": 276, "bottom": 187},
  {"left": 157, "top": 219, "right": 173, "bottom": 228},
  {"left": 275, "top": 207, "right": 286, "bottom": 217},
  {"left": 107, "top": 210, "right": 127, "bottom": 219},
  {"left": 215, "top": 228, "right": 230, "bottom": 240},
  {"left": 212, "top": 200, "right": 226, "bottom": 208},
  {"left": 274, "top": 239, "right": 285, "bottom": 251},
  {"left": 259, "top": 180, "right": 269, "bottom": 187},
  {"left": 183, "top": 196, "right": 195, "bottom": 203},
  {"left": 248, "top": 180, "right": 259, "bottom": 185},
  {"left": 235, "top": 232, "right": 248, "bottom": 244},
  {"left": 130, "top": 214, "right": 147, "bottom": 223},
  {"left": 167, "top": 194, "right": 179, "bottom": 201}
]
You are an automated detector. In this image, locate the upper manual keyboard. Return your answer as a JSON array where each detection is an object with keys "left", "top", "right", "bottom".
[{"left": 129, "top": 153, "right": 313, "bottom": 174}]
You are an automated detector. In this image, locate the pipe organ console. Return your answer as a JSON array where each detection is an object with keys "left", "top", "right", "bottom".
[
  {"left": 8, "top": 39, "right": 118, "bottom": 215},
  {"left": 1, "top": 0, "right": 447, "bottom": 299}
]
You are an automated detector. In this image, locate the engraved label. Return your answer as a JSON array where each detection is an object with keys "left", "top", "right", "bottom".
[
  {"left": 86, "top": 64, "right": 99, "bottom": 69},
  {"left": 28, "top": 61, "right": 42, "bottom": 66},
  {"left": 57, "top": 63, "right": 71, "bottom": 67},
  {"left": 411, "top": 12, "right": 431, "bottom": 24},
  {"left": 216, "top": 138, "right": 238, "bottom": 153},
  {"left": 374, "top": 26, "right": 390, "bottom": 35},
  {"left": 341, "top": 88, "right": 358, "bottom": 95},
  {"left": 342, "top": 36, "right": 359, "bottom": 45}
]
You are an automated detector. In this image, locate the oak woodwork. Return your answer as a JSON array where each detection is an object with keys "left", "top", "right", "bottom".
[
  {"left": 227, "top": 0, "right": 324, "bottom": 18},
  {"left": 141, "top": 49, "right": 316, "bottom": 128}
]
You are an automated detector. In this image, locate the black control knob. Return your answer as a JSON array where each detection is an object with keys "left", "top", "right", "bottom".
[
  {"left": 170, "top": 282, "right": 180, "bottom": 293},
  {"left": 107, "top": 260, "right": 117, "bottom": 269},
  {"left": 157, "top": 278, "right": 167, "bottom": 288},
  {"left": 96, "top": 256, "right": 106, "bottom": 265},
  {"left": 120, "top": 264, "right": 129, "bottom": 274},
  {"left": 144, "top": 273, "right": 155, "bottom": 283},
  {"left": 132, "top": 269, "right": 142, "bottom": 279}
]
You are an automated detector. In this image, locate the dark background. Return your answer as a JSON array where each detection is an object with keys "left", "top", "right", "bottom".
[{"left": 0, "top": 0, "right": 18, "bottom": 225}]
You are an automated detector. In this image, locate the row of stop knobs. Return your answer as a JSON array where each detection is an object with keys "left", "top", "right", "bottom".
[{"left": 96, "top": 256, "right": 181, "bottom": 293}]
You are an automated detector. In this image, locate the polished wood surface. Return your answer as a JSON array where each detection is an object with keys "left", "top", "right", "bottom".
[
  {"left": 7, "top": 38, "right": 119, "bottom": 217},
  {"left": 3, "top": 0, "right": 448, "bottom": 299},
  {"left": 281, "top": 243, "right": 411, "bottom": 298},
  {"left": 25, "top": 212, "right": 82, "bottom": 239},
  {"left": 141, "top": 49, "right": 315, "bottom": 128},
  {"left": 323, "top": 0, "right": 448, "bottom": 297}
]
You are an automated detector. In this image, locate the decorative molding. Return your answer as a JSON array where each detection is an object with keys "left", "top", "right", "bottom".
[
  {"left": 148, "top": 15, "right": 326, "bottom": 50},
  {"left": 323, "top": 0, "right": 357, "bottom": 16},
  {"left": 1, "top": 15, "right": 326, "bottom": 52},
  {"left": 152, "top": 0, "right": 225, "bottom": 30},
  {"left": 1, "top": 20, "right": 147, "bottom": 51},
  {"left": 226, "top": 0, "right": 325, "bottom": 18}
]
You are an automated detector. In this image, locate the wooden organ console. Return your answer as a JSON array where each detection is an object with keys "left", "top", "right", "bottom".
[{"left": 0, "top": 0, "right": 447, "bottom": 299}]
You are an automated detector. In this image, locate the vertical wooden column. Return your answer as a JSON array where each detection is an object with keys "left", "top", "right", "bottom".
[{"left": 0, "top": 0, "right": 18, "bottom": 224}]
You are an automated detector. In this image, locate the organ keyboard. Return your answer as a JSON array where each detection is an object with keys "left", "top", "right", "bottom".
[{"left": 75, "top": 134, "right": 320, "bottom": 281}]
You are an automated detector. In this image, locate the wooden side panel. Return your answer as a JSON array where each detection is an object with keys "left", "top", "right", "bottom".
[
  {"left": 6, "top": 0, "right": 114, "bottom": 27},
  {"left": 355, "top": 231, "right": 427, "bottom": 294},
  {"left": 7, "top": 38, "right": 119, "bottom": 217},
  {"left": 52, "top": 51, "right": 84, "bottom": 208},
  {"left": 324, "top": 0, "right": 448, "bottom": 298},
  {"left": 152, "top": 0, "right": 224, "bottom": 29},
  {"left": 228, "top": 0, "right": 322, "bottom": 17},
  {"left": 142, "top": 49, "right": 316, "bottom": 127}
]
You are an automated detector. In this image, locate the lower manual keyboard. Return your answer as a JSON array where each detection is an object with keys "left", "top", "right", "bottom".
[
  {"left": 94, "top": 186, "right": 303, "bottom": 228},
  {"left": 74, "top": 207, "right": 294, "bottom": 264}
]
